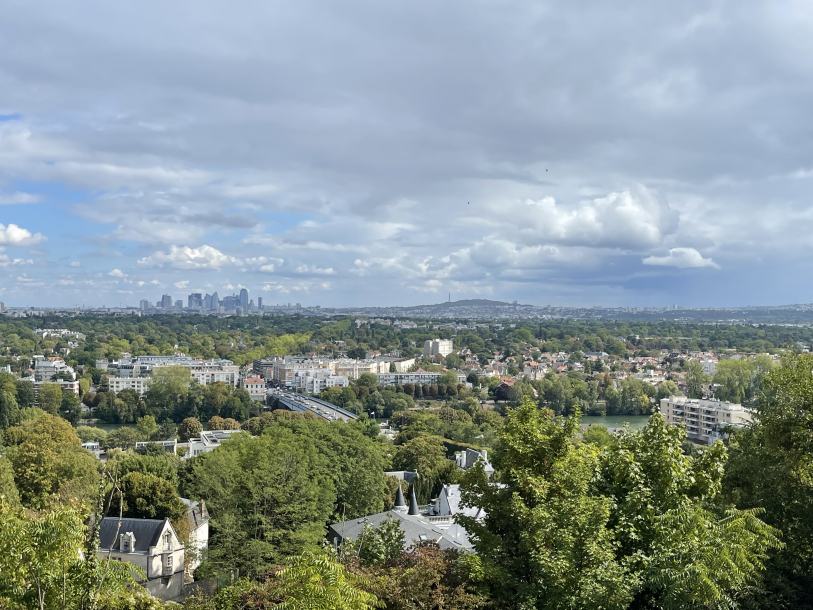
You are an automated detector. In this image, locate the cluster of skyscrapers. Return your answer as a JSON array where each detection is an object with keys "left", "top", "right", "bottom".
[{"left": 140, "top": 288, "right": 262, "bottom": 314}]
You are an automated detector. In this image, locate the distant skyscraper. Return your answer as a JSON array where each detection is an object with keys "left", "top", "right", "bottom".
[
  {"left": 257, "top": 297, "right": 263, "bottom": 310},
  {"left": 139, "top": 300, "right": 149, "bottom": 310},
  {"left": 210, "top": 291, "right": 219, "bottom": 310},
  {"left": 188, "top": 293, "right": 203, "bottom": 309},
  {"left": 161, "top": 294, "right": 172, "bottom": 309},
  {"left": 175, "top": 300, "right": 183, "bottom": 310},
  {"left": 239, "top": 288, "right": 249, "bottom": 309}
]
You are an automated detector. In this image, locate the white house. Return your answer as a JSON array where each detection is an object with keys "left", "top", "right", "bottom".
[{"left": 97, "top": 517, "right": 185, "bottom": 601}]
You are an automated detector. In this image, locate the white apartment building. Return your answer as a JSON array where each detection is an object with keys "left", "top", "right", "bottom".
[
  {"left": 293, "top": 369, "right": 350, "bottom": 394},
  {"left": 660, "top": 396, "right": 752, "bottom": 445},
  {"left": 333, "top": 359, "right": 389, "bottom": 379},
  {"left": 700, "top": 359, "right": 718, "bottom": 377},
  {"left": 181, "top": 361, "right": 239, "bottom": 387},
  {"left": 108, "top": 377, "right": 149, "bottom": 395},
  {"left": 268, "top": 356, "right": 388, "bottom": 386},
  {"left": 423, "top": 339, "right": 454, "bottom": 358}
]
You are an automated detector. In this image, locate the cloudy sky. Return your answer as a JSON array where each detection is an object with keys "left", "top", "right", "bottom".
[{"left": 1, "top": 0, "right": 812, "bottom": 308}]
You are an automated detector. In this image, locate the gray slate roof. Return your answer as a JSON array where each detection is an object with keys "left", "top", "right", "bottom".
[
  {"left": 328, "top": 510, "right": 472, "bottom": 551},
  {"left": 98, "top": 517, "right": 167, "bottom": 552}
]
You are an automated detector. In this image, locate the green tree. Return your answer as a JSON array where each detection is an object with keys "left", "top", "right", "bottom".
[
  {"left": 145, "top": 365, "right": 191, "bottom": 418},
  {"left": 459, "top": 398, "right": 632, "bottom": 609},
  {"left": 273, "top": 548, "right": 379, "bottom": 610},
  {"left": 0, "top": 389, "right": 21, "bottom": 429},
  {"left": 136, "top": 414, "right": 159, "bottom": 439},
  {"left": 7, "top": 415, "right": 99, "bottom": 509},
  {"left": 103, "top": 426, "right": 143, "bottom": 450},
  {"left": 178, "top": 417, "right": 202, "bottom": 441},
  {"left": 37, "top": 382, "right": 63, "bottom": 415},
  {"left": 181, "top": 426, "right": 335, "bottom": 578},
  {"left": 0, "top": 500, "right": 144, "bottom": 610},
  {"left": 685, "top": 360, "right": 706, "bottom": 399},
  {"left": 111, "top": 471, "right": 186, "bottom": 522},
  {"left": 75, "top": 425, "right": 108, "bottom": 444},
  {"left": 581, "top": 424, "right": 615, "bottom": 447},
  {"left": 15, "top": 380, "right": 35, "bottom": 409},
  {"left": 113, "top": 452, "right": 180, "bottom": 488},
  {"left": 60, "top": 390, "right": 83, "bottom": 424},
  {"left": 723, "top": 353, "right": 813, "bottom": 608},
  {"left": 601, "top": 413, "right": 781, "bottom": 608},
  {"left": 0, "top": 457, "right": 20, "bottom": 506},
  {"left": 356, "top": 373, "right": 379, "bottom": 388},
  {"left": 655, "top": 379, "right": 681, "bottom": 401}
]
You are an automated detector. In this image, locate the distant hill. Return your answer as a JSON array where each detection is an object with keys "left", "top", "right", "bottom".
[{"left": 433, "top": 299, "right": 513, "bottom": 307}]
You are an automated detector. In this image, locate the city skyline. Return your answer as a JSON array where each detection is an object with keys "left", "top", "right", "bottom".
[{"left": 3, "top": 2, "right": 813, "bottom": 308}]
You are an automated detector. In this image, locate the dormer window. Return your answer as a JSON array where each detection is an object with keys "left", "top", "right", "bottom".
[
  {"left": 163, "top": 533, "right": 172, "bottom": 551},
  {"left": 120, "top": 532, "right": 136, "bottom": 553}
]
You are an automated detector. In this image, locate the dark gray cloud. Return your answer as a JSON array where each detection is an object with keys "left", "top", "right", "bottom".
[{"left": 0, "top": 0, "right": 812, "bottom": 306}]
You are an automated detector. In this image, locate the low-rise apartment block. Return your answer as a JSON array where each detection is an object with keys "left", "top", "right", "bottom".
[
  {"left": 292, "top": 369, "right": 349, "bottom": 394},
  {"left": 377, "top": 371, "right": 467, "bottom": 387},
  {"left": 660, "top": 396, "right": 751, "bottom": 445}
]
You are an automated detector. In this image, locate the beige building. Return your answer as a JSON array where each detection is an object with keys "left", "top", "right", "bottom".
[
  {"left": 240, "top": 375, "right": 267, "bottom": 400},
  {"left": 659, "top": 396, "right": 752, "bottom": 445},
  {"left": 268, "top": 356, "right": 388, "bottom": 386},
  {"left": 423, "top": 339, "right": 454, "bottom": 358}
]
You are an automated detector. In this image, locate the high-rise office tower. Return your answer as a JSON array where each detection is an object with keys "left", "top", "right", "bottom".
[
  {"left": 161, "top": 294, "right": 172, "bottom": 309},
  {"left": 239, "top": 288, "right": 249, "bottom": 309}
]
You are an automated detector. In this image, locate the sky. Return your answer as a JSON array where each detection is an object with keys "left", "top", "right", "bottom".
[{"left": 1, "top": 0, "right": 813, "bottom": 308}]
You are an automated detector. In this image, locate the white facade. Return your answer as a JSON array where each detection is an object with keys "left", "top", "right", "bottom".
[
  {"left": 700, "top": 359, "right": 718, "bottom": 377},
  {"left": 108, "top": 376, "right": 149, "bottom": 395},
  {"left": 293, "top": 369, "right": 349, "bottom": 393},
  {"left": 269, "top": 356, "right": 388, "bottom": 385},
  {"left": 423, "top": 339, "right": 454, "bottom": 357},
  {"left": 660, "top": 396, "right": 752, "bottom": 445}
]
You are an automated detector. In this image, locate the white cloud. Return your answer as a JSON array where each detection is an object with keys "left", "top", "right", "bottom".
[
  {"left": 642, "top": 247, "right": 720, "bottom": 269},
  {"left": 137, "top": 245, "right": 240, "bottom": 269},
  {"left": 108, "top": 269, "right": 126, "bottom": 278},
  {"left": 0, "top": 192, "right": 41, "bottom": 205},
  {"left": 69, "top": 261, "right": 81, "bottom": 267},
  {"left": 294, "top": 264, "right": 335, "bottom": 275},
  {"left": 0, "top": 223, "right": 45, "bottom": 246},
  {"left": 174, "top": 280, "right": 189, "bottom": 288},
  {"left": 0, "top": 249, "right": 34, "bottom": 267},
  {"left": 499, "top": 185, "right": 679, "bottom": 250},
  {"left": 57, "top": 279, "right": 75, "bottom": 285}
]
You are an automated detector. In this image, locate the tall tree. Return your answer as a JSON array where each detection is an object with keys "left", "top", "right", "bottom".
[
  {"left": 459, "top": 399, "right": 632, "bottom": 609},
  {"left": 181, "top": 426, "right": 335, "bottom": 578},
  {"left": 37, "top": 382, "right": 63, "bottom": 416},
  {"left": 723, "top": 353, "right": 813, "bottom": 609}
]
